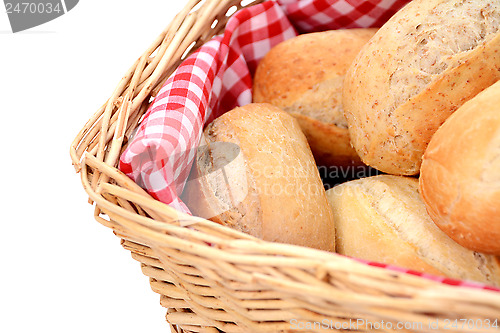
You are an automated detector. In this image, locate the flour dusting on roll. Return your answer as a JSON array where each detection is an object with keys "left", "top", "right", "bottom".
[
  {"left": 253, "top": 29, "right": 377, "bottom": 167},
  {"left": 343, "top": 0, "right": 500, "bottom": 175},
  {"left": 183, "top": 103, "right": 336, "bottom": 252},
  {"left": 326, "top": 175, "right": 500, "bottom": 286}
]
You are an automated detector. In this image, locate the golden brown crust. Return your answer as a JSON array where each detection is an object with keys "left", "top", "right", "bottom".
[
  {"left": 183, "top": 119, "right": 263, "bottom": 236},
  {"left": 343, "top": 0, "right": 500, "bottom": 175},
  {"left": 326, "top": 175, "right": 500, "bottom": 286},
  {"left": 253, "top": 29, "right": 377, "bottom": 167},
  {"left": 420, "top": 81, "right": 500, "bottom": 255},
  {"left": 183, "top": 103, "right": 335, "bottom": 252},
  {"left": 292, "top": 113, "right": 362, "bottom": 167}
]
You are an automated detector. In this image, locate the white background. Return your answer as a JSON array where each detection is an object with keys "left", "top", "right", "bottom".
[{"left": 1, "top": 1, "right": 188, "bottom": 332}]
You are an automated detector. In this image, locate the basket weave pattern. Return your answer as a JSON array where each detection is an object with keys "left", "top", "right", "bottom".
[{"left": 70, "top": 1, "right": 500, "bottom": 332}]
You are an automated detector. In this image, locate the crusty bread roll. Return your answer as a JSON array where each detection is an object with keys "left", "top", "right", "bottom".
[
  {"left": 420, "top": 80, "right": 500, "bottom": 255},
  {"left": 253, "top": 29, "right": 377, "bottom": 167},
  {"left": 183, "top": 103, "right": 335, "bottom": 252},
  {"left": 343, "top": 0, "right": 500, "bottom": 175},
  {"left": 326, "top": 175, "right": 500, "bottom": 286}
]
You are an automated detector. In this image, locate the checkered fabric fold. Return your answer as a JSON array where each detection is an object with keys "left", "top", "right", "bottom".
[
  {"left": 119, "top": 0, "right": 409, "bottom": 212},
  {"left": 118, "top": 0, "right": 500, "bottom": 292}
]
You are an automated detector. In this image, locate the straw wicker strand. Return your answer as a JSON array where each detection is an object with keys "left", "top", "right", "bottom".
[
  {"left": 80, "top": 151, "right": 500, "bottom": 332},
  {"left": 82, "top": 149, "right": 500, "bottom": 331}
]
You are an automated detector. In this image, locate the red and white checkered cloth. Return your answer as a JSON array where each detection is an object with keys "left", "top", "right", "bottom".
[
  {"left": 119, "top": 0, "right": 500, "bottom": 292},
  {"left": 119, "top": 0, "right": 410, "bottom": 212}
]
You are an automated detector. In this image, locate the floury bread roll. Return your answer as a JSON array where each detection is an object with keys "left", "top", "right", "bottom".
[
  {"left": 420, "top": 81, "right": 500, "bottom": 255},
  {"left": 253, "top": 29, "right": 377, "bottom": 167},
  {"left": 326, "top": 175, "right": 500, "bottom": 286},
  {"left": 183, "top": 103, "right": 335, "bottom": 252},
  {"left": 343, "top": 0, "right": 500, "bottom": 175}
]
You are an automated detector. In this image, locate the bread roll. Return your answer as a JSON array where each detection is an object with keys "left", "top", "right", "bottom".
[
  {"left": 183, "top": 103, "right": 335, "bottom": 252},
  {"left": 326, "top": 175, "right": 500, "bottom": 286},
  {"left": 343, "top": 0, "right": 500, "bottom": 175},
  {"left": 253, "top": 29, "right": 377, "bottom": 167},
  {"left": 420, "top": 80, "right": 500, "bottom": 255}
]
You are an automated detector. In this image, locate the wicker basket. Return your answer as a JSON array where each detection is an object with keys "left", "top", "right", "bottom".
[{"left": 70, "top": 0, "right": 500, "bottom": 332}]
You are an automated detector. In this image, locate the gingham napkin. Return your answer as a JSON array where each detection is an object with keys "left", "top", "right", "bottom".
[
  {"left": 118, "top": 0, "right": 500, "bottom": 292},
  {"left": 119, "top": 0, "right": 409, "bottom": 212}
]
